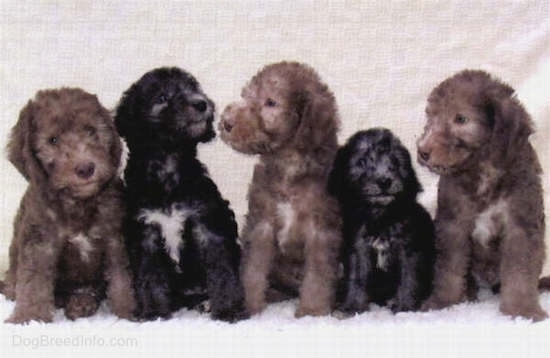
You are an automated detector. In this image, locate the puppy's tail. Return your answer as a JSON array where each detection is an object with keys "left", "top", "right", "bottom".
[{"left": 538, "top": 276, "right": 550, "bottom": 291}]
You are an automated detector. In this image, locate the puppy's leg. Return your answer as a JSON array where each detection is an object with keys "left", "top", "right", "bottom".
[
  {"left": 296, "top": 226, "right": 340, "bottom": 317},
  {"left": 104, "top": 233, "right": 137, "bottom": 320},
  {"left": 3, "top": 209, "right": 24, "bottom": 300},
  {"left": 6, "top": 238, "right": 60, "bottom": 324},
  {"left": 132, "top": 225, "right": 174, "bottom": 320},
  {"left": 499, "top": 224, "right": 547, "bottom": 322},
  {"left": 390, "top": 249, "right": 421, "bottom": 313},
  {"left": 2, "top": 240, "right": 19, "bottom": 301},
  {"left": 339, "top": 233, "right": 373, "bottom": 314},
  {"left": 422, "top": 220, "right": 470, "bottom": 311},
  {"left": 241, "top": 222, "right": 276, "bottom": 315},
  {"left": 194, "top": 224, "right": 248, "bottom": 322}
]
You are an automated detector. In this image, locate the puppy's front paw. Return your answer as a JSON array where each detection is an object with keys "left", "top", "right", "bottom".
[
  {"left": 135, "top": 285, "right": 172, "bottom": 321},
  {"left": 1, "top": 280, "right": 15, "bottom": 301},
  {"left": 295, "top": 303, "right": 331, "bottom": 318},
  {"left": 338, "top": 297, "right": 369, "bottom": 316},
  {"left": 420, "top": 295, "right": 453, "bottom": 312},
  {"left": 388, "top": 298, "right": 415, "bottom": 313},
  {"left": 245, "top": 299, "right": 267, "bottom": 316},
  {"left": 5, "top": 307, "right": 54, "bottom": 324},
  {"left": 212, "top": 304, "right": 249, "bottom": 323},
  {"left": 65, "top": 293, "right": 100, "bottom": 320},
  {"left": 500, "top": 303, "right": 549, "bottom": 322}
]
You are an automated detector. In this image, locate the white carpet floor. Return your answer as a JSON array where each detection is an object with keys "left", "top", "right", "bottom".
[{"left": 1, "top": 290, "right": 550, "bottom": 357}]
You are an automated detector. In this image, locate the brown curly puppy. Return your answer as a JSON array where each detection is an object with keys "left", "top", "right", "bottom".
[
  {"left": 2, "top": 88, "right": 136, "bottom": 323},
  {"left": 219, "top": 62, "right": 342, "bottom": 317},
  {"left": 417, "top": 70, "right": 547, "bottom": 321}
]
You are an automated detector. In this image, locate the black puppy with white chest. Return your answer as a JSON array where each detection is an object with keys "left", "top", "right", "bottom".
[
  {"left": 115, "top": 67, "right": 247, "bottom": 322},
  {"left": 329, "top": 128, "right": 435, "bottom": 313}
]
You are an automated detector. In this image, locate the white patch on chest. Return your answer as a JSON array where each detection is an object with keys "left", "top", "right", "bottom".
[
  {"left": 471, "top": 199, "right": 509, "bottom": 248},
  {"left": 276, "top": 202, "right": 295, "bottom": 247},
  {"left": 370, "top": 238, "right": 390, "bottom": 270},
  {"left": 138, "top": 204, "right": 199, "bottom": 264},
  {"left": 69, "top": 233, "right": 94, "bottom": 262}
]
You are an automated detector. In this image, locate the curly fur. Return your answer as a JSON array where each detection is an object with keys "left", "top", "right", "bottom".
[
  {"left": 219, "top": 61, "right": 342, "bottom": 317},
  {"left": 115, "top": 67, "right": 247, "bottom": 322},
  {"left": 417, "top": 70, "right": 547, "bottom": 321},
  {"left": 329, "top": 128, "right": 435, "bottom": 314},
  {"left": 2, "top": 88, "right": 135, "bottom": 323}
]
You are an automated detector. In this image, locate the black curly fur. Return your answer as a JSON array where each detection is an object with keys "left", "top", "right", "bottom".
[
  {"left": 115, "top": 67, "right": 247, "bottom": 322},
  {"left": 329, "top": 128, "right": 435, "bottom": 314}
]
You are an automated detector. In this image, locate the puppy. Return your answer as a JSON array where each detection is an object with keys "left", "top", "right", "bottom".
[
  {"left": 329, "top": 128, "right": 435, "bottom": 313},
  {"left": 2, "top": 88, "right": 135, "bottom": 323},
  {"left": 417, "top": 70, "right": 547, "bottom": 321},
  {"left": 115, "top": 67, "right": 247, "bottom": 322},
  {"left": 219, "top": 62, "right": 342, "bottom": 317}
]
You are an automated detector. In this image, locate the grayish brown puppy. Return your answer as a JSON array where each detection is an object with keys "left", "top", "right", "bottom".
[
  {"left": 219, "top": 62, "right": 342, "bottom": 317},
  {"left": 417, "top": 70, "right": 547, "bottom": 321},
  {"left": 2, "top": 88, "right": 136, "bottom": 323}
]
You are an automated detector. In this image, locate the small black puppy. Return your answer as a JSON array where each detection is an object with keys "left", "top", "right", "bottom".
[
  {"left": 115, "top": 67, "right": 247, "bottom": 322},
  {"left": 329, "top": 128, "right": 435, "bottom": 313}
]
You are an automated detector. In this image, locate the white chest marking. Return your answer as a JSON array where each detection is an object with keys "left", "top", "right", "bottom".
[
  {"left": 69, "top": 233, "right": 94, "bottom": 262},
  {"left": 276, "top": 202, "right": 295, "bottom": 247},
  {"left": 138, "top": 204, "right": 197, "bottom": 263},
  {"left": 371, "top": 238, "right": 390, "bottom": 270},
  {"left": 471, "top": 199, "right": 509, "bottom": 248}
]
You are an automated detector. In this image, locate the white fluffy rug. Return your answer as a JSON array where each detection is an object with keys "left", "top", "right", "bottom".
[{"left": 1, "top": 291, "right": 550, "bottom": 357}]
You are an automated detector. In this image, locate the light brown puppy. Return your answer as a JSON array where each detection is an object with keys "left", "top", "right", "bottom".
[
  {"left": 219, "top": 62, "right": 342, "bottom": 317},
  {"left": 417, "top": 70, "right": 547, "bottom": 321},
  {"left": 2, "top": 88, "right": 136, "bottom": 323}
]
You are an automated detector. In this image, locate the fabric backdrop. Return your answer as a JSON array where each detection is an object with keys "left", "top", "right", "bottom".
[{"left": 1, "top": 1, "right": 549, "bottom": 274}]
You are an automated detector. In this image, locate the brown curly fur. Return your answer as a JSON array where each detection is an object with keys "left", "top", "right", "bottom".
[
  {"left": 2, "top": 88, "right": 136, "bottom": 323},
  {"left": 417, "top": 70, "right": 547, "bottom": 321},
  {"left": 219, "top": 62, "right": 342, "bottom": 317}
]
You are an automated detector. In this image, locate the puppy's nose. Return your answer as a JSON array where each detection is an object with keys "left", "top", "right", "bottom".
[
  {"left": 220, "top": 112, "right": 235, "bottom": 133},
  {"left": 223, "top": 120, "right": 233, "bottom": 133},
  {"left": 75, "top": 162, "right": 95, "bottom": 179},
  {"left": 192, "top": 100, "right": 208, "bottom": 113},
  {"left": 377, "top": 178, "right": 392, "bottom": 191},
  {"left": 418, "top": 149, "right": 431, "bottom": 162}
]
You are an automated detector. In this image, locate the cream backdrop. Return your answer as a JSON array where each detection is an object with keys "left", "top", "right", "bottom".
[{"left": 0, "top": 1, "right": 549, "bottom": 276}]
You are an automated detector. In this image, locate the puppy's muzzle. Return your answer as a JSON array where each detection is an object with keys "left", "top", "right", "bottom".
[{"left": 75, "top": 162, "right": 96, "bottom": 180}]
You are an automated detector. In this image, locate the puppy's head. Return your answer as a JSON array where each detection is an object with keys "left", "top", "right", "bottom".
[
  {"left": 329, "top": 128, "right": 421, "bottom": 206},
  {"left": 8, "top": 88, "right": 122, "bottom": 199},
  {"left": 115, "top": 67, "right": 215, "bottom": 148},
  {"left": 417, "top": 70, "right": 532, "bottom": 175},
  {"left": 219, "top": 61, "right": 339, "bottom": 155}
]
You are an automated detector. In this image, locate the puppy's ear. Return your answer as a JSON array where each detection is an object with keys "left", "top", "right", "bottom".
[
  {"left": 294, "top": 90, "right": 339, "bottom": 151},
  {"left": 327, "top": 145, "right": 348, "bottom": 198},
  {"left": 486, "top": 95, "right": 533, "bottom": 163},
  {"left": 103, "top": 111, "right": 123, "bottom": 170},
  {"left": 114, "top": 84, "right": 139, "bottom": 139},
  {"left": 398, "top": 145, "right": 422, "bottom": 198},
  {"left": 7, "top": 100, "right": 37, "bottom": 181}
]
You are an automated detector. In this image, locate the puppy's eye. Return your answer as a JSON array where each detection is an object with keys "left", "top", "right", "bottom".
[
  {"left": 357, "top": 158, "right": 367, "bottom": 168},
  {"left": 264, "top": 98, "right": 277, "bottom": 107},
  {"left": 49, "top": 136, "right": 58, "bottom": 145},
  {"left": 455, "top": 114, "right": 469, "bottom": 124},
  {"left": 84, "top": 126, "right": 97, "bottom": 137}
]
